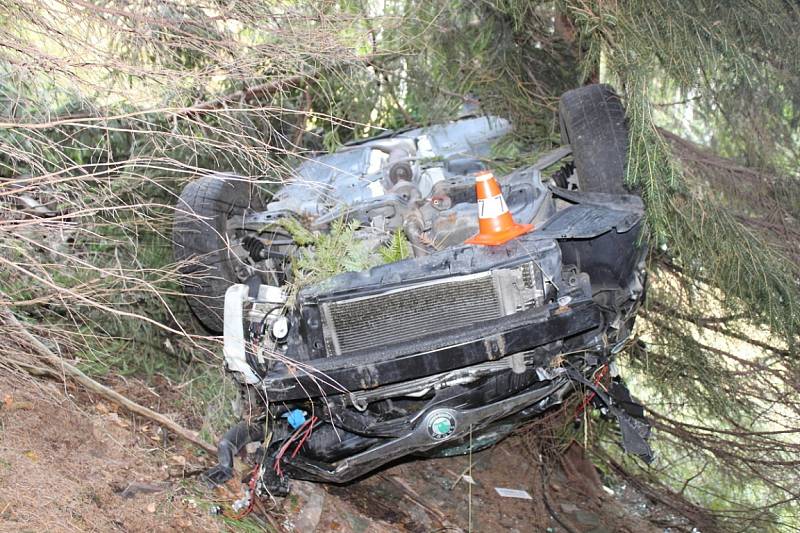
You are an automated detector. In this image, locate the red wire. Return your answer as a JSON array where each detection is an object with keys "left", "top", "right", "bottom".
[
  {"left": 273, "top": 416, "right": 317, "bottom": 476},
  {"left": 290, "top": 416, "right": 317, "bottom": 459},
  {"left": 225, "top": 463, "right": 260, "bottom": 520},
  {"left": 273, "top": 432, "right": 299, "bottom": 476},
  {"left": 228, "top": 415, "right": 319, "bottom": 519},
  {"left": 273, "top": 424, "right": 303, "bottom": 474},
  {"left": 574, "top": 364, "right": 609, "bottom": 418}
]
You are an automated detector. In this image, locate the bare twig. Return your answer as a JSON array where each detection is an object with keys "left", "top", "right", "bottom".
[{"left": 1, "top": 307, "right": 217, "bottom": 455}]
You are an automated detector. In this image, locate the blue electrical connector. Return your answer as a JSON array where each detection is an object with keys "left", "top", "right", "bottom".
[{"left": 282, "top": 409, "right": 307, "bottom": 429}]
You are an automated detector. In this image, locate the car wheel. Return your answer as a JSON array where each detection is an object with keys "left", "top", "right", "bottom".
[
  {"left": 173, "top": 174, "right": 263, "bottom": 333},
  {"left": 558, "top": 84, "right": 629, "bottom": 195}
]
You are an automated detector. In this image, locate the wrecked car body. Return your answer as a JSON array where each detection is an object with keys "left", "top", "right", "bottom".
[{"left": 172, "top": 84, "right": 653, "bottom": 495}]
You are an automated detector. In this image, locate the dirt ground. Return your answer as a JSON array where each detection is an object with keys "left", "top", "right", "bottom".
[
  {"left": 0, "top": 373, "right": 220, "bottom": 532},
  {"left": 316, "top": 440, "right": 666, "bottom": 533},
  {"left": 0, "top": 370, "right": 689, "bottom": 532}
]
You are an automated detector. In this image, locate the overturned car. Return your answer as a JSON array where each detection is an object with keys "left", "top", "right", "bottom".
[{"left": 173, "top": 84, "right": 653, "bottom": 496}]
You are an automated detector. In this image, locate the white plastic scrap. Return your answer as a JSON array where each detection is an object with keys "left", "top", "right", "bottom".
[
  {"left": 494, "top": 487, "right": 533, "bottom": 500},
  {"left": 232, "top": 487, "right": 252, "bottom": 512},
  {"left": 223, "top": 284, "right": 261, "bottom": 384}
]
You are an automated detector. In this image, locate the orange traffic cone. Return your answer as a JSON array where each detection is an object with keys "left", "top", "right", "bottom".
[{"left": 465, "top": 171, "right": 533, "bottom": 246}]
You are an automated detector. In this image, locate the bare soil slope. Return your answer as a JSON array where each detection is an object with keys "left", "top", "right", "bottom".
[
  {"left": 0, "top": 373, "right": 218, "bottom": 532},
  {"left": 0, "top": 370, "right": 682, "bottom": 532}
]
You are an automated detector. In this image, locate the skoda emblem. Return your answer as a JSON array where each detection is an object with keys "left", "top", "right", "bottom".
[{"left": 426, "top": 410, "right": 457, "bottom": 441}]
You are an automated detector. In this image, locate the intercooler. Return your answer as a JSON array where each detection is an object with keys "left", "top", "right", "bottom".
[{"left": 319, "top": 262, "right": 543, "bottom": 355}]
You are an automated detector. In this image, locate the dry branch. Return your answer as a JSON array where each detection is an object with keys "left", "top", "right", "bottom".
[
  {"left": 0, "top": 307, "right": 217, "bottom": 455},
  {"left": 184, "top": 74, "right": 311, "bottom": 115},
  {"left": 182, "top": 53, "right": 394, "bottom": 116}
]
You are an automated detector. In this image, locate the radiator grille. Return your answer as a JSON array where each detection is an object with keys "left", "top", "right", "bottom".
[{"left": 320, "top": 273, "right": 503, "bottom": 355}]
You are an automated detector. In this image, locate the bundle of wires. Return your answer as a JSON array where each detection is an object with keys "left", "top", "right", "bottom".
[
  {"left": 273, "top": 416, "right": 318, "bottom": 477},
  {"left": 574, "top": 363, "right": 609, "bottom": 418}
]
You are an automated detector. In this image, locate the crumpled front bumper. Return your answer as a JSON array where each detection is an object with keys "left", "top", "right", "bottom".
[
  {"left": 283, "top": 376, "right": 571, "bottom": 483},
  {"left": 263, "top": 299, "right": 601, "bottom": 401}
]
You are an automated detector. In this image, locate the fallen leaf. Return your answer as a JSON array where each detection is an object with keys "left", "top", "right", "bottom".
[
  {"left": 23, "top": 451, "right": 38, "bottom": 462},
  {"left": 1, "top": 398, "right": 33, "bottom": 411},
  {"left": 95, "top": 402, "right": 109, "bottom": 414},
  {"left": 214, "top": 485, "right": 237, "bottom": 499},
  {"left": 106, "top": 412, "right": 131, "bottom": 428}
]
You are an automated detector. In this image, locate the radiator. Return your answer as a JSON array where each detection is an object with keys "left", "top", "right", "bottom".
[{"left": 319, "top": 263, "right": 542, "bottom": 355}]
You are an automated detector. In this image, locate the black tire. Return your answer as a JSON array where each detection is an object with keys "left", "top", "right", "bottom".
[
  {"left": 558, "top": 84, "right": 629, "bottom": 194},
  {"left": 173, "top": 174, "right": 263, "bottom": 333}
]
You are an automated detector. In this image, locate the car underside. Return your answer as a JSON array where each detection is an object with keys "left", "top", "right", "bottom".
[{"left": 172, "top": 84, "right": 654, "bottom": 496}]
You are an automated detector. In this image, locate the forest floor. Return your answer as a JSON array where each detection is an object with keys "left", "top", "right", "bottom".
[{"left": 0, "top": 370, "right": 690, "bottom": 532}]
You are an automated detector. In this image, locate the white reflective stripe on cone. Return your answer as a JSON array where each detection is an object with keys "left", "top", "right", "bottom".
[{"left": 478, "top": 194, "right": 508, "bottom": 218}]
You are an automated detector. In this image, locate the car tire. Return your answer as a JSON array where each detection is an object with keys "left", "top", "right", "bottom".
[
  {"left": 558, "top": 84, "right": 629, "bottom": 195},
  {"left": 173, "top": 174, "right": 263, "bottom": 333}
]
